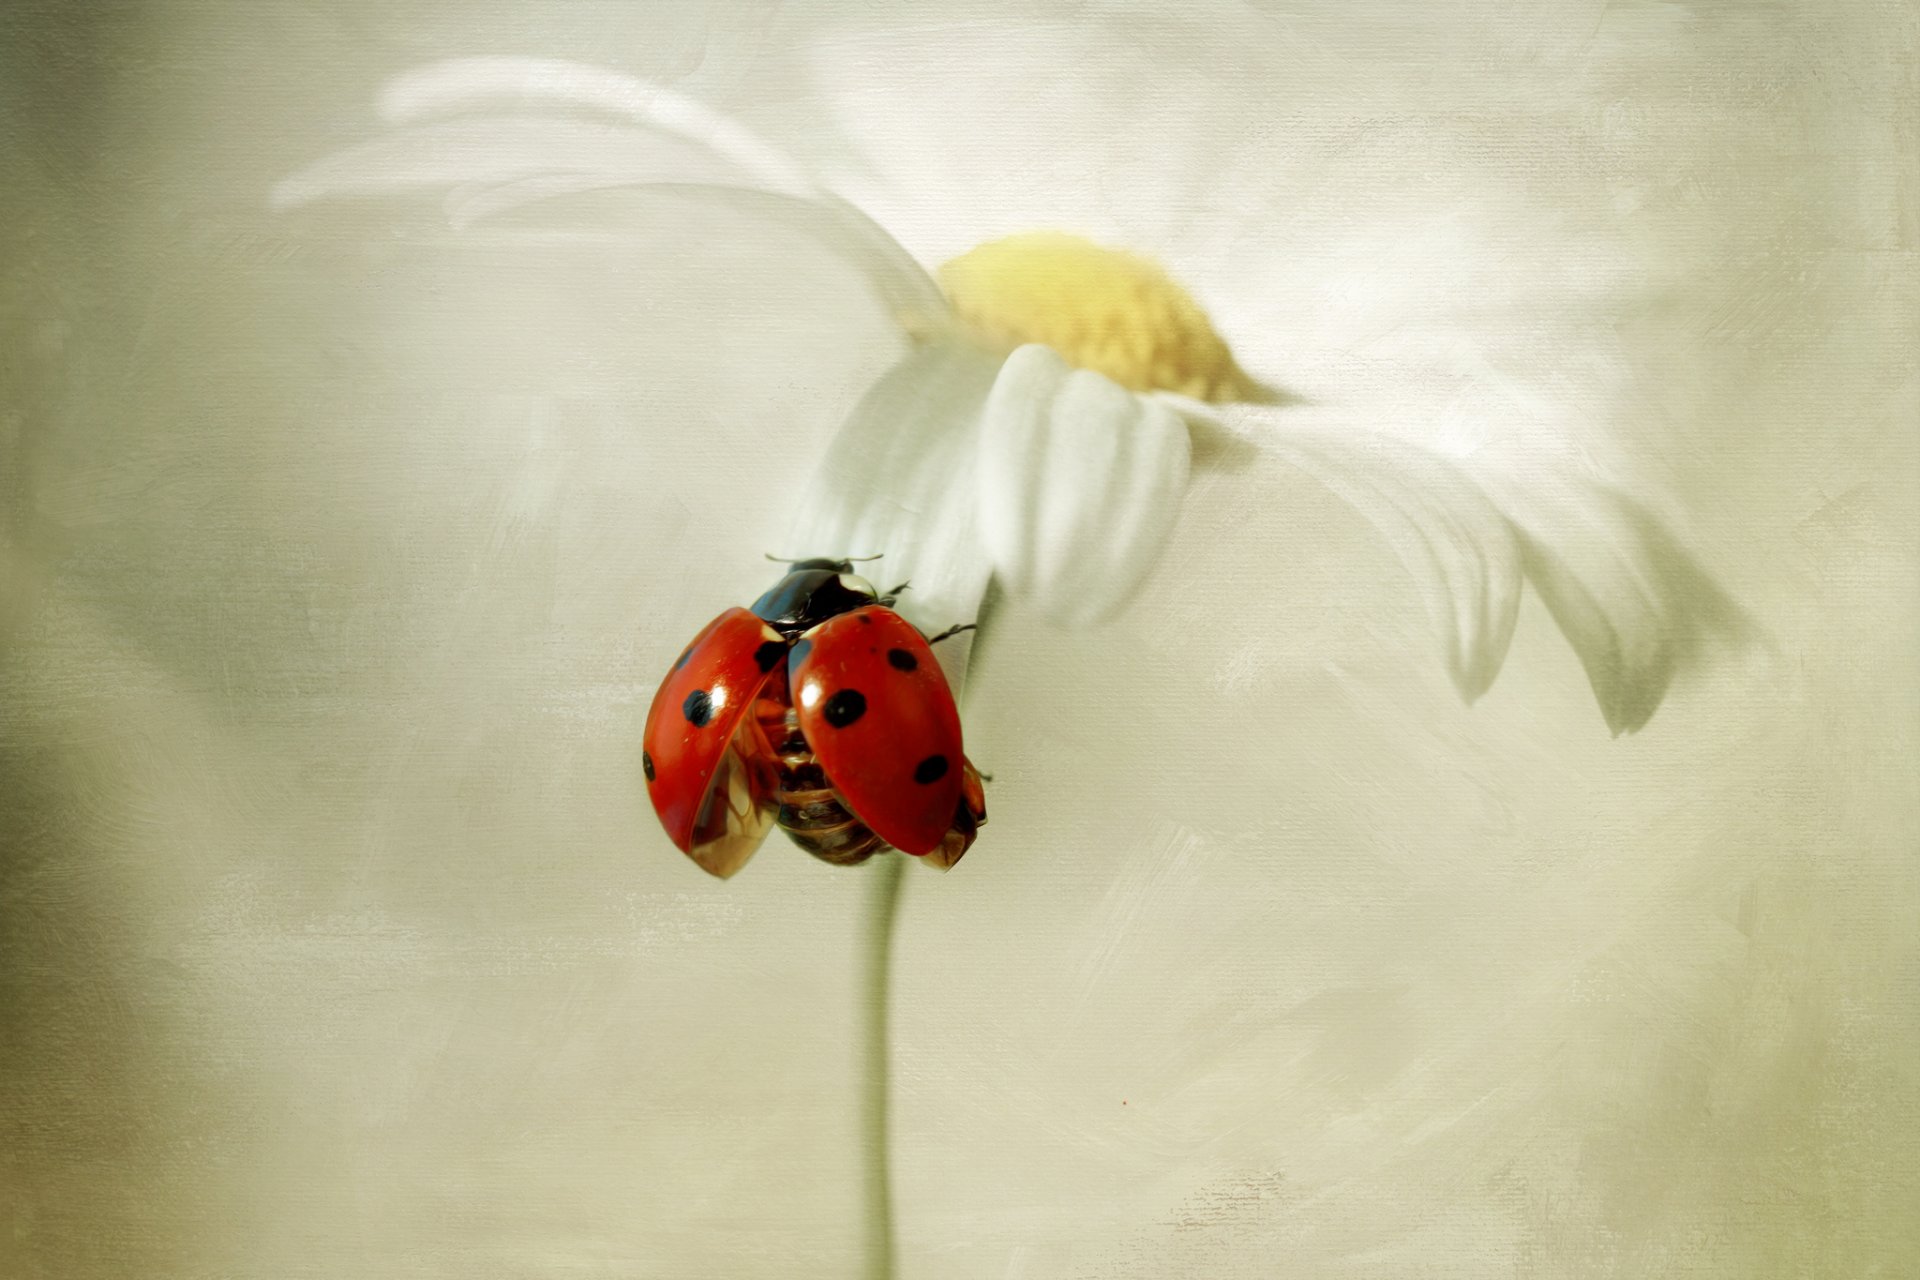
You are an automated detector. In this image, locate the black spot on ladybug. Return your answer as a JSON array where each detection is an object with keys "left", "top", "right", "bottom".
[
  {"left": 789, "top": 638, "right": 813, "bottom": 670},
  {"left": 754, "top": 640, "right": 786, "bottom": 672},
  {"left": 682, "top": 689, "right": 714, "bottom": 728},
  {"left": 858, "top": 614, "right": 872, "bottom": 625},
  {"left": 823, "top": 689, "right": 867, "bottom": 728},
  {"left": 887, "top": 647, "right": 918, "bottom": 672},
  {"left": 642, "top": 751, "right": 655, "bottom": 782},
  {"left": 913, "top": 754, "right": 949, "bottom": 784},
  {"left": 673, "top": 646, "right": 693, "bottom": 671}
]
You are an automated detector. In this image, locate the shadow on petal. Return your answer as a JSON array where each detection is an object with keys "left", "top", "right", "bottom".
[
  {"left": 977, "top": 346, "right": 1191, "bottom": 629},
  {"left": 1248, "top": 422, "right": 1526, "bottom": 704},
  {"left": 1185, "top": 403, "right": 1747, "bottom": 731},
  {"left": 1508, "top": 486, "right": 1752, "bottom": 736},
  {"left": 1185, "top": 412, "right": 1265, "bottom": 473},
  {"left": 783, "top": 339, "right": 1005, "bottom": 694},
  {"left": 274, "top": 113, "right": 945, "bottom": 327}
]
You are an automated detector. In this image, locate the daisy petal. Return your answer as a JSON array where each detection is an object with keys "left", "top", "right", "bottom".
[
  {"left": 273, "top": 70, "right": 947, "bottom": 326},
  {"left": 440, "top": 176, "right": 946, "bottom": 324},
  {"left": 782, "top": 340, "right": 1006, "bottom": 695},
  {"left": 977, "top": 345, "right": 1191, "bottom": 628},
  {"left": 1203, "top": 406, "right": 1523, "bottom": 702},
  {"left": 270, "top": 116, "right": 754, "bottom": 209},
  {"left": 1204, "top": 405, "right": 1740, "bottom": 730},
  {"left": 1481, "top": 468, "right": 1746, "bottom": 735},
  {"left": 374, "top": 57, "right": 817, "bottom": 196}
]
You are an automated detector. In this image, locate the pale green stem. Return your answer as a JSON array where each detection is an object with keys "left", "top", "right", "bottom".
[
  {"left": 858, "top": 583, "right": 995, "bottom": 1279},
  {"left": 860, "top": 849, "right": 906, "bottom": 1279}
]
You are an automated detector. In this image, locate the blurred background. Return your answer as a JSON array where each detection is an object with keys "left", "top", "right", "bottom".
[{"left": 2, "top": 2, "right": 1914, "bottom": 1276}]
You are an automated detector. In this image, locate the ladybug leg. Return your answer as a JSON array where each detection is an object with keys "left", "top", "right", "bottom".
[
  {"left": 925, "top": 623, "right": 978, "bottom": 646},
  {"left": 878, "top": 580, "right": 910, "bottom": 607}
]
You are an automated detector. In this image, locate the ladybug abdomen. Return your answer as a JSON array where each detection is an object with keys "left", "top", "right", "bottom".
[{"left": 753, "top": 700, "right": 888, "bottom": 866}]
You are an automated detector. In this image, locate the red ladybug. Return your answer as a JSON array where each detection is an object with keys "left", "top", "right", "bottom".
[{"left": 643, "top": 558, "right": 988, "bottom": 878}]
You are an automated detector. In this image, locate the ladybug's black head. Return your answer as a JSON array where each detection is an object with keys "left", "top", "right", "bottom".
[{"left": 751, "top": 560, "right": 879, "bottom": 634}]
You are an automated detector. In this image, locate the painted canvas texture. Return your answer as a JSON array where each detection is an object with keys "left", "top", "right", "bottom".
[{"left": 2, "top": 3, "right": 1914, "bottom": 1277}]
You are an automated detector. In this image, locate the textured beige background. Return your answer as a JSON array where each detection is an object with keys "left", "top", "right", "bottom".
[{"left": 3, "top": 2, "right": 1915, "bottom": 1276}]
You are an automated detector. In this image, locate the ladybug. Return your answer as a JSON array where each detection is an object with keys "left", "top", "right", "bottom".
[{"left": 642, "top": 558, "right": 988, "bottom": 878}]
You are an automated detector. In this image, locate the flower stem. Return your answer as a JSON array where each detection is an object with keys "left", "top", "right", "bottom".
[
  {"left": 860, "top": 849, "right": 906, "bottom": 1279},
  {"left": 858, "top": 581, "right": 994, "bottom": 1276}
]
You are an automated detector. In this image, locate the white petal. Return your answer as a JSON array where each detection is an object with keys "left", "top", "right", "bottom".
[
  {"left": 1478, "top": 463, "right": 1746, "bottom": 735},
  {"left": 1200, "top": 405, "right": 1741, "bottom": 730},
  {"left": 1210, "top": 408, "right": 1525, "bottom": 703},
  {"left": 270, "top": 116, "right": 753, "bottom": 209},
  {"left": 375, "top": 57, "right": 817, "bottom": 196},
  {"left": 977, "top": 346, "right": 1191, "bottom": 629},
  {"left": 782, "top": 340, "right": 1006, "bottom": 696},
  {"left": 272, "top": 68, "right": 947, "bottom": 328}
]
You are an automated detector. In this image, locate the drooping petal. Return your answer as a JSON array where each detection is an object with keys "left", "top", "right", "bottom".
[
  {"left": 1191, "top": 403, "right": 1741, "bottom": 731},
  {"left": 437, "top": 171, "right": 947, "bottom": 330},
  {"left": 976, "top": 345, "right": 1192, "bottom": 629},
  {"left": 272, "top": 61, "right": 948, "bottom": 328},
  {"left": 1477, "top": 463, "right": 1747, "bottom": 736},
  {"left": 1193, "top": 405, "right": 1525, "bottom": 703},
  {"left": 782, "top": 339, "right": 1006, "bottom": 696},
  {"left": 375, "top": 57, "right": 819, "bottom": 195},
  {"left": 271, "top": 115, "right": 756, "bottom": 207}
]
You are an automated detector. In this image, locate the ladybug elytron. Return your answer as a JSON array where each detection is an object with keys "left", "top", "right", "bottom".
[{"left": 642, "top": 558, "right": 988, "bottom": 878}]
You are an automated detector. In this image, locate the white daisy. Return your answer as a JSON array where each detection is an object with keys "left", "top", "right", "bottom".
[{"left": 274, "top": 56, "right": 1738, "bottom": 734}]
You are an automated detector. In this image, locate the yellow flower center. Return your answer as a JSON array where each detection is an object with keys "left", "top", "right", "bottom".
[{"left": 937, "top": 232, "right": 1254, "bottom": 402}]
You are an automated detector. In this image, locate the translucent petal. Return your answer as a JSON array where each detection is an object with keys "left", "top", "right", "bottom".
[
  {"left": 781, "top": 340, "right": 1006, "bottom": 697},
  {"left": 1196, "top": 404, "right": 1742, "bottom": 730},
  {"left": 273, "top": 72, "right": 946, "bottom": 327},
  {"left": 269, "top": 117, "right": 753, "bottom": 209},
  {"left": 976, "top": 345, "right": 1192, "bottom": 629},
  {"left": 375, "top": 57, "right": 818, "bottom": 196},
  {"left": 1478, "top": 465, "right": 1748, "bottom": 735},
  {"left": 1215, "top": 409, "right": 1526, "bottom": 703}
]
